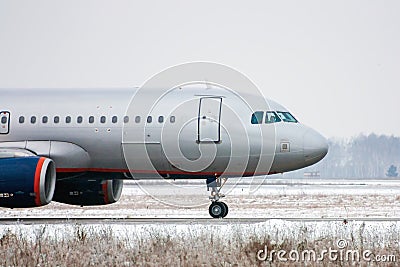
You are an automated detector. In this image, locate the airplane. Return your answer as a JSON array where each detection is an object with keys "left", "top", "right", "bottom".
[{"left": 0, "top": 86, "right": 328, "bottom": 218}]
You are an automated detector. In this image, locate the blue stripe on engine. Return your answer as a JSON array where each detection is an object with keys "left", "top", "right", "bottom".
[{"left": 0, "top": 157, "right": 42, "bottom": 208}]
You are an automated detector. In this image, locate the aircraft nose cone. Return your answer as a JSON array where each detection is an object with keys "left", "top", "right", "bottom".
[{"left": 303, "top": 129, "right": 328, "bottom": 165}]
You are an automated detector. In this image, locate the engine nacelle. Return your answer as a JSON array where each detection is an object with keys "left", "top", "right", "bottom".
[
  {"left": 0, "top": 157, "right": 56, "bottom": 208},
  {"left": 53, "top": 178, "right": 123, "bottom": 206}
]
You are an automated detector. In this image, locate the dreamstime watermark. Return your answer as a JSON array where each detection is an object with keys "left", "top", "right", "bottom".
[
  {"left": 257, "top": 239, "right": 397, "bottom": 263},
  {"left": 122, "top": 62, "right": 276, "bottom": 208}
]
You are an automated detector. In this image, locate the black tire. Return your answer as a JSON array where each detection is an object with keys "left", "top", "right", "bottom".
[
  {"left": 220, "top": 202, "right": 229, "bottom": 218},
  {"left": 209, "top": 202, "right": 226, "bottom": 218}
]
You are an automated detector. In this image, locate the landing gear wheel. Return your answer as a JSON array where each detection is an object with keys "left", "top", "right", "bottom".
[
  {"left": 209, "top": 202, "right": 228, "bottom": 218},
  {"left": 209, "top": 202, "right": 225, "bottom": 218},
  {"left": 220, "top": 202, "right": 228, "bottom": 217}
]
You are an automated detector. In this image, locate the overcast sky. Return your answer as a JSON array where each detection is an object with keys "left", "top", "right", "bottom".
[{"left": 0, "top": 1, "right": 399, "bottom": 138}]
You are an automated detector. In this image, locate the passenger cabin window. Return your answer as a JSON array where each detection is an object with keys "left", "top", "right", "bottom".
[
  {"left": 276, "top": 111, "right": 298, "bottom": 123},
  {"left": 123, "top": 116, "right": 129, "bottom": 123},
  {"left": 251, "top": 111, "right": 264, "bottom": 124},
  {"left": 265, "top": 111, "right": 281, "bottom": 124},
  {"left": 158, "top": 116, "right": 164, "bottom": 123},
  {"left": 135, "top": 116, "right": 141, "bottom": 123},
  {"left": 77, "top": 116, "right": 83, "bottom": 123},
  {"left": 100, "top": 116, "right": 106, "bottom": 123},
  {"left": 31, "top": 116, "right": 36, "bottom": 124},
  {"left": 54, "top": 116, "right": 60, "bottom": 124},
  {"left": 19, "top": 116, "right": 25, "bottom": 123},
  {"left": 112, "top": 116, "right": 117, "bottom": 123},
  {"left": 66, "top": 116, "right": 71, "bottom": 123},
  {"left": 170, "top": 116, "right": 175, "bottom": 123},
  {"left": 42, "top": 116, "right": 48, "bottom": 123},
  {"left": 147, "top": 116, "right": 152, "bottom": 123},
  {"left": 89, "top": 116, "right": 94, "bottom": 124}
]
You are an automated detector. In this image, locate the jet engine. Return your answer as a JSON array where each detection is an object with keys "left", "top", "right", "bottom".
[
  {"left": 0, "top": 156, "right": 56, "bottom": 208},
  {"left": 53, "top": 178, "right": 123, "bottom": 206}
]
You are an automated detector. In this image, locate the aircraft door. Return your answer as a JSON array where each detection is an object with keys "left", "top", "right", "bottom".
[
  {"left": 198, "top": 97, "right": 222, "bottom": 143},
  {"left": 0, "top": 111, "right": 10, "bottom": 134}
]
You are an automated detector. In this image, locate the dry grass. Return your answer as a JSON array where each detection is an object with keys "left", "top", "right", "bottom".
[{"left": 0, "top": 222, "right": 398, "bottom": 267}]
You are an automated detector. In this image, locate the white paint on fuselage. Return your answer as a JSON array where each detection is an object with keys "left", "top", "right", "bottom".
[{"left": 0, "top": 87, "right": 328, "bottom": 178}]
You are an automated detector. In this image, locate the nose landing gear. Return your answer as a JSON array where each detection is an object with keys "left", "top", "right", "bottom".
[
  {"left": 209, "top": 201, "right": 228, "bottom": 218},
  {"left": 207, "top": 177, "right": 228, "bottom": 218}
]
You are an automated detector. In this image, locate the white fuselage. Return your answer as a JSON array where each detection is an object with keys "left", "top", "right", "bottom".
[{"left": 0, "top": 87, "right": 328, "bottom": 179}]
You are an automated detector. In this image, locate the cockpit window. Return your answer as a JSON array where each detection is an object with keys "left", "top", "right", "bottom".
[
  {"left": 276, "top": 111, "right": 298, "bottom": 123},
  {"left": 265, "top": 111, "right": 281, "bottom": 124},
  {"left": 251, "top": 111, "right": 264, "bottom": 124}
]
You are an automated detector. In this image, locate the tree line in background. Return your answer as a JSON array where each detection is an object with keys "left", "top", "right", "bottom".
[{"left": 287, "top": 134, "right": 400, "bottom": 178}]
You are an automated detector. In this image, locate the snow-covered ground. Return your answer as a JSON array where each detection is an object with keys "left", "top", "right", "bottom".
[
  {"left": 1, "top": 219, "right": 399, "bottom": 255},
  {"left": 1, "top": 178, "right": 399, "bottom": 263},
  {"left": 1, "top": 178, "right": 399, "bottom": 219}
]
